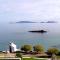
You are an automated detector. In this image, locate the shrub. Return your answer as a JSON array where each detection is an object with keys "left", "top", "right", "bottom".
[
  {"left": 33, "top": 45, "right": 44, "bottom": 53},
  {"left": 47, "top": 48, "right": 59, "bottom": 55},
  {"left": 16, "top": 53, "right": 22, "bottom": 58},
  {"left": 21, "top": 45, "right": 32, "bottom": 52}
]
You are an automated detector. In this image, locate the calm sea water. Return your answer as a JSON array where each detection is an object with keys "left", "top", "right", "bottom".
[{"left": 0, "top": 23, "right": 60, "bottom": 51}]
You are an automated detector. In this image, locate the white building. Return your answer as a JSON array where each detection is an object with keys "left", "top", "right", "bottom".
[{"left": 9, "top": 42, "right": 17, "bottom": 53}]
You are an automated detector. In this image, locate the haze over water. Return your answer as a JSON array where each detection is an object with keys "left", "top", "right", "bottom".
[{"left": 0, "top": 23, "right": 60, "bottom": 51}]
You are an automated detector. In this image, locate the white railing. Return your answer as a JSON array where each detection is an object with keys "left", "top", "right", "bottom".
[{"left": 0, "top": 58, "right": 21, "bottom": 60}]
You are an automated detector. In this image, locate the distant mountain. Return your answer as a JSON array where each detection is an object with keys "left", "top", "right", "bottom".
[
  {"left": 29, "top": 30, "right": 47, "bottom": 33},
  {"left": 16, "top": 21, "right": 36, "bottom": 23}
]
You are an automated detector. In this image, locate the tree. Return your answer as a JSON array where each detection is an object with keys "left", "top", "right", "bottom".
[
  {"left": 47, "top": 48, "right": 59, "bottom": 55},
  {"left": 33, "top": 45, "right": 44, "bottom": 53},
  {"left": 21, "top": 45, "right": 32, "bottom": 52}
]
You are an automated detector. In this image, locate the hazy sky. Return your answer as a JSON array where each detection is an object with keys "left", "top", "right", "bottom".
[{"left": 0, "top": 0, "right": 60, "bottom": 22}]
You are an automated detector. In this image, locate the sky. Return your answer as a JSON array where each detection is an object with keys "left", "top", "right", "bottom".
[{"left": 0, "top": 0, "right": 60, "bottom": 22}]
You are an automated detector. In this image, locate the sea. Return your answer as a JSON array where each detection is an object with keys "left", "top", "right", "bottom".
[{"left": 0, "top": 22, "right": 60, "bottom": 51}]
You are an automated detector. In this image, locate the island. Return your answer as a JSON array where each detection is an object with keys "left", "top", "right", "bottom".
[
  {"left": 29, "top": 30, "right": 47, "bottom": 33},
  {"left": 40, "top": 22, "right": 45, "bottom": 23},
  {"left": 46, "top": 21, "right": 57, "bottom": 23},
  {"left": 40, "top": 21, "right": 57, "bottom": 23},
  {"left": 52, "top": 44, "right": 60, "bottom": 48},
  {"left": 16, "top": 21, "right": 36, "bottom": 23}
]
